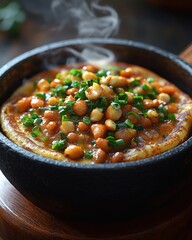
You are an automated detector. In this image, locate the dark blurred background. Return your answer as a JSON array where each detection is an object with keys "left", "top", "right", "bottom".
[{"left": 0, "top": 0, "right": 191, "bottom": 67}]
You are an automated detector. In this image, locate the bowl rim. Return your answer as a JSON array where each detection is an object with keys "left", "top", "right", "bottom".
[{"left": 0, "top": 38, "right": 192, "bottom": 170}]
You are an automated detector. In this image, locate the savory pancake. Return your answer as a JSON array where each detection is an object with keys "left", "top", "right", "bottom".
[{"left": 1, "top": 64, "right": 192, "bottom": 163}]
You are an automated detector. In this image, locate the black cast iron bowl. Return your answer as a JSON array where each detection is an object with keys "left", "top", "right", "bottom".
[{"left": 0, "top": 38, "right": 192, "bottom": 221}]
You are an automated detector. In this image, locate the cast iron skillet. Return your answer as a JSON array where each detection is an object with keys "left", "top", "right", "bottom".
[{"left": 0, "top": 39, "right": 192, "bottom": 221}]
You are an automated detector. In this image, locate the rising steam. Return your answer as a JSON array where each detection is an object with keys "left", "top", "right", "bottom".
[
  {"left": 52, "top": 0, "right": 119, "bottom": 38},
  {"left": 65, "top": 44, "right": 115, "bottom": 66},
  {"left": 21, "top": 0, "right": 119, "bottom": 64}
]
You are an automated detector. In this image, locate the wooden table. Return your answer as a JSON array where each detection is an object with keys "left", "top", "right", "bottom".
[{"left": 1, "top": 170, "right": 192, "bottom": 240}]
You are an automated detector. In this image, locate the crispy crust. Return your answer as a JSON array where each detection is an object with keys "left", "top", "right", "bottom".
[
  {"left": 1, "top": 106, "right": 67, "bottom": 161},
  {"left": 1, "top": 65, "right": 192, "bottom": 163}
]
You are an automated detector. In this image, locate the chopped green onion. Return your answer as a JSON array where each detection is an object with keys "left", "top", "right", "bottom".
[
  {"left": 31, "top": 126, "right": 41, "bottom": 138},
  {"left": 71, "top": 80, "right": 80, "bottom": 88},
  {"left": 134, "top": 96, "right": 145, "bottom": 111},
  {"left": 59, "top": 132, "right": 66, "bottom": 140},
  {"left": 81, "top": 81, "right": 89, "bottom": 89},
  {"left": 135, "top": 125, "right": 144, "bottom": 131},
  {"left": 106, "top": 136, "right": 126, "bottom": 149},
  {"left": 125, "top": 119, "right": 134, "bottom": 128},
  {"left": 168, "top": 113, "right": 176, "bottom": 121},
  {"left": 127, "top": 111, "right": 138, "bottom": 118},
  {"left": 158, "top": 105, "right": 167, "bottom": 115},
  {"left": 81, "top": 79, "right": 99, "bottom": 88},
  {"left": 119, "top": 100, "right": 127, "bottom": 106},
  {"left": 115, "top": 139, "right": 126, "bottom": 149},
  {"left": 47, "top": 78, "right": 53, "bottom": 83},
  {"left": 134, "top": 95, "right": 144, "bottom": 101},
  {"left": 106, "top": 136, "right": 115, "bottom": 147},
  {"left": 65, "top": 101, "right": 75, "bottom": 114},
  {"left": 30, "top": 112, "right": 40, "bottom": 119},
  {"left": 58, "top": 101, "right": 75, "bottom": 115},
  {"left": 62, "top": 115, "right": 69, "bottom": 122},
  {"left": 69, "top": 69, "right": 82, "bottom": 78},
  {"left": 147, "top": 86, "right": 158, "bottom": 99},
  {"left": 50, "top": 105, "right": 58, "bottom": 111},
  {"left": 118, "top": 91, "right": 128, "bottom": 101},
  {"left": 85, "top": 150, "right": 93, "bottom": 159},
  {"left": 51, "top": 85, "right": 68, "bottom": 98},
  {"left": 147, "top": 77, "right": 155, "bottom": 83},
  {"left": 56, "top": 73, "right": 62, "bottom": 79},
  {"left": 63, "top": 78, "right": 72, "bottom": 86},
  {"left": 111, "top": 102, "right": 121, "bottom": 110},
  {"left": 96, "top": 70, "right": 107, "bottom": 77},
  {"left": 21, "top": 115, "right": 34, "bottom": 127},
  {"left": 83, "top": 116, "right": 91, "bottom": 125},
  {"left": 70, "top": 115, "right": 79, "bottom": 123},
  {"left": 147, "top": 92, "right": 157, "bottom": 100},
  {"left": 131, "top": 79, "right": 140, "bottom": 87},
  {"left": 29, "top": 108, "right": 40, "bottom": 119},
  {"left": 142, "top": 84, "right": 150, "bottom": 91},
  {"left": 36, "top": 93, "right": 46, "bottom": 99},
  {"left": 34, "top": 118, "right": 42, "bottom": 125},
  {"left": 58, "top": 106, "right": 66, "bottom": 116},
  {"left": 86, "top": 100, "right": 96, "bottom": 112},
  {"left": 159, "top": 116, "right": 165, "bottom": 122},
  {"left": 116, "top": 122, "right": 127, "bottom": 130},
  {"left": 58, "top": 98, "right": 64, "bottom": 106},
  {"left": 139, "top": 112, "right": 148, "bottom": 118},
  {"left": 97, "top": 97, "right": 108, "bottom": 110},
  {"left": 52, "top": 139, "right": 67, "bottom": 151},
  {"left": 111, "top": 94, "right": 127, "bottom": 110},
  {"left": 74, "top": 88, "right": 87, "bottom": 100}
]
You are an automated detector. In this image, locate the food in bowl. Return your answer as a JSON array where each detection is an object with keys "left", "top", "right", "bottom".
[{"left": 1, "top": 63, "right": 192, "bottom": 164}]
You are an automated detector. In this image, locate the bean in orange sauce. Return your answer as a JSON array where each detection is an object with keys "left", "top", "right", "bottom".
[{"left": 14, "top": 64, "right": 182, "bottom": 163}]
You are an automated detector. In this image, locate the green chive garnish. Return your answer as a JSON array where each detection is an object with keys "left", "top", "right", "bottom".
[
  {"left": 106, "top": 136, "right": 126, "bottom": 149},
  {"left": 31, "top": 126, "right": 41, "bottom": 138},
  {"left": 62, "top": 115, "right": 69, "bottom": 122},
  {"left": 63, "top": 78, "right": 72, "bottom": 86},
  {"left": 147, "top": 77, "right": 155, "bottom": 83},
  {"left": 96, "top": 70, "right": 108, "bottom": 77},
  {"left": 34, "top": 118, "right": 42, "bottom": 125},
  {"left": 142, "top": 84, "right": 150, "bottom": 91},
  {"left": 135, "top": 125, "right": 144, "bottom": 131},
  {"left": 52, "top": 139, "right": 67, "bottom": 151},
  {"left": 127, "top": 111, "right": 138, "bottom": 118},
  {"left": 21, "top": 115, "right": 34, "bottom": 127},
  {"left": 85, "top": 150, "right": 93, "bottom": 159},
  {"left": 70, "top": 115, "right": 79, "bottom": 123},
  {"left": 83, "top": 116, "right": 91, "bottom": 125},
  {"left": 69, "top": 69, "right": 82, "bottom": 78},
  {"left": 125, "top": 119, "right": 134, "bottom": 128},
  {"left": 36, "top": 93, "right": 46, "bottom": 99},
  {"left": 74, "top": 88, "right": 87, "bottom": 100},
  {"left": 131, "top": 79, "right": 139, "bottom": 87},
  {"left": 168, "top": 113, "right": 176, "bottom": 121},
  {"left": 111, "top": 102, "right": 121, "bottom": 110}
]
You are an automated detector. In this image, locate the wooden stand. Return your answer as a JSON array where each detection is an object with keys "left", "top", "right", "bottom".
[{"left": 0, "top": 171, "right": 192, "bottom": 240}]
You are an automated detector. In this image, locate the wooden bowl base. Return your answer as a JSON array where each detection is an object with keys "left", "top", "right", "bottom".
[{"left": 0, "top": 171, "right": 192, "bottom": 240}]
